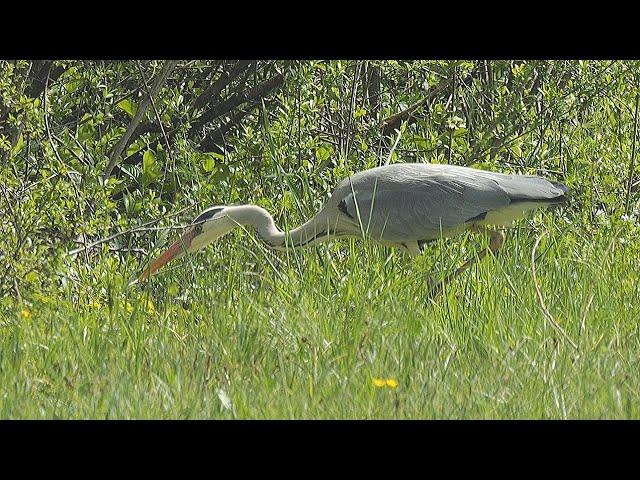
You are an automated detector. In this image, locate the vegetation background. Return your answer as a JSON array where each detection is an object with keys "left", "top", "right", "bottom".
[{"left": 1, "top": 60, "right": 639, "bottom": 418}]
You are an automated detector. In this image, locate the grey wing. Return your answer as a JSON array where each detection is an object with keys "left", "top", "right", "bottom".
[
  {"left": 488, "top": 173, "right": 568, "bottom": 201},
  {"left": 338, "top": 173, "right": 511, "bottom": 242}
]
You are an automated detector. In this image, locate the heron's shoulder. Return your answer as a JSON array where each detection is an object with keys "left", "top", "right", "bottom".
[{"left": 334, "top": 162, "right": 474, "bottom": 190}]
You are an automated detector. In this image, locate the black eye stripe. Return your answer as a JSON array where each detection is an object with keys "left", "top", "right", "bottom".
[{"left": 193, "top": 207, "right": 223, "bottom": 224}]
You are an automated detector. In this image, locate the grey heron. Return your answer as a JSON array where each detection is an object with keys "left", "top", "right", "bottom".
[{"left": 140, "top": 163, "right": 567, "bottom": 295}]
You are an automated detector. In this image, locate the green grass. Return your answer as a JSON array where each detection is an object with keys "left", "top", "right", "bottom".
[{"left": 2, "top": 214, "right": 640, "bottom": 419}]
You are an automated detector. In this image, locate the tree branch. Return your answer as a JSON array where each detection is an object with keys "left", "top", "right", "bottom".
[
  {"left": 625, "top": 90, "right": 640, "bottom": 215},
  {"left": 109, "top": 71, "right": 283, "bottom": 176},
  {"left": 118, "top": 61, "right": 256, "bottom": 153},
  {"left": 24, "top": 60, "right": 66, "bottom": 99},
  {"left": 102, "top": 60, "right": 178, "bottom": 179},
  {"left": 192, "top": 73, "right": 284, "bottom": 132},
  {"left": 192, "top": 60, "right": 253, "bottom": 110},
  {"left": 67, "top": 204, "right": 196, "bottom": 257},
  {"left": 200, "top": 107, "right": 254, "bottom": 151}
]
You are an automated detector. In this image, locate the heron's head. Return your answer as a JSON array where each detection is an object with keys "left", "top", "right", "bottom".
[{"left": 139, "top": 206, "right": 236, "bottom": 280}]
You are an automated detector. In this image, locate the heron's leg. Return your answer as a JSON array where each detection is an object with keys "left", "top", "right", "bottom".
[
  {"left": 404, "top": 241, "right": 422, "bottom": 257},
  {"left": 428, "top": 228, "right": 505, "bottom": 299}
]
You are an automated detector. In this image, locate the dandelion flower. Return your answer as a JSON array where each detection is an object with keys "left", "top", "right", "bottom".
[
  {"left": 385, "top": 378, "right": 399, "bottom": 389},
  {"left": 372, "top": 378, "right": 386, "bottom": 388},
  {"left": 21, "top": 309, "right": 30, "bottom": 319}
]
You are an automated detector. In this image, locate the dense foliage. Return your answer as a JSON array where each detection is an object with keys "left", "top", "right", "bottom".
[{"left": 1, "top": 60, "right": 639, "bottom": 418}]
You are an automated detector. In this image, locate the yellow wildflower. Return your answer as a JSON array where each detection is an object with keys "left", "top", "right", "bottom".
[
  {"left": 385, "top": 378, "right": 399, "bottom": 389},
  {"left": 372, "top": 378, "right": 387, "bottom": 388},
  {"left": 21, "top": 309, "right": 31, "bottom": 319},
  {"left": 372, "top": 377, "right": 399, "bottom": 389}
]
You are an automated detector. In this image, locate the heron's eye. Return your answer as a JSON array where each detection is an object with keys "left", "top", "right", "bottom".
[{"left": 194, "top": 224, "right": 203, "bottom": 234}]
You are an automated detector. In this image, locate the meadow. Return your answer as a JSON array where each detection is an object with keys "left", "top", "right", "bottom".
[{"left": 1, "top": 60, "right": 639, "bottom": 418}]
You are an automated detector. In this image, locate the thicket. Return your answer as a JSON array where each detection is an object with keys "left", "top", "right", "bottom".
[{"left": 1, "top": 60, "right": 639, "bottom": 304}]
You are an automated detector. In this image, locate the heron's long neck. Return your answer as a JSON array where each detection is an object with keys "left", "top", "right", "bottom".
[{"left": 227, "top": 205, "right": 332, "bottom": 249}]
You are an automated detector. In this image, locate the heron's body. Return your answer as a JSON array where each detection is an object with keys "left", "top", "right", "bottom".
[
  {"left": 254, "top": 163, "right": 567, "bottom": 256},
  {"left": 140, "top": 162, "right": 568, "bottom": 292}
]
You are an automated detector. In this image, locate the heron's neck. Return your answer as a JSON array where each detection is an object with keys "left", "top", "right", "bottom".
[{"left": 226, "top": 205, "right": 332, "bottom": 249}]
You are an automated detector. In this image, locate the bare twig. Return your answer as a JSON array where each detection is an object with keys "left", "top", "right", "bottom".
[
  {"left": 531, "top": 231, "right": 578, "bottom": 350},
  {"left": 67, "top": 204, "right": 195, "bottom": 257},
  {"left": 108, "top": 246, "right": 148, "bottom": 256},
  {"left": 121, "top": 61, "right": 254, "bottom": 149},
  {"left": 137, "top": 60, "right": 174, "bottom": 153},
  {"left": 43, "top": 68, "right": 65, "bottom": 168},
  {"left": 383, "top": 124, "right": 404, "bottom": 166},
  {"left": 343, "top": 60, "right": 362, "bottom": 161},
  {"left": 102, "top": 60, "right": 178, "bottom": 179},
  {"left": 121, "top": 71, "right": 283, "bottom": 169},
  {"left": 625, "top": 90, "right": 640, "bottom": 215},
  {"left": 365, "top": 61, "right": 381, "bottom": 119},
  {"left": 464, "top": 61, "right": 620, "bottom": 168},
  {"left": 135, "top": 60, "right": 178, "bottom": 191}
]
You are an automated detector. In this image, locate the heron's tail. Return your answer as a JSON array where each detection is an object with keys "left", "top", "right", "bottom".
[
  {"left": 547, "top": 180, "right": 569, "bottom": 204},
  {"left": 500, "top": 175, "right": 569, "bottom": 205}
]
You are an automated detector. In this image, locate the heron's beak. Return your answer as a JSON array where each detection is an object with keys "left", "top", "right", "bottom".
[{"left": 139, "top": 230, "right": 198, "bottom": 281}]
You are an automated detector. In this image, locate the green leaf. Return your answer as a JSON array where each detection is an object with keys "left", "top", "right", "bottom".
[
  {"left": 11, "top": 133, "right": 25, "bottom": 156},
  {"left": 353, "top": 107, "right": 367, "bottom": 119},
  {"left": 78, "top": 122, "right": 95, "bottom": 143},
  {"left": 203, "top": 155, "right": 216, "bottom": 173},
  {"left": 447, "top": 115, "right": 466, "bottom": 130},
  {"left": 315, "top": 144, "right": 333, "bottom": 162},
  {"left": 141, "top": 149, "right": 161, "bottom": 185},
  {"left": 510, "top": 143, "right": 522, "bottom": 157},
  {"left": 64, "top": 79, "right": 82, "bottom": 94},
  {"left": 117, "top": 99, "right": 137, "bottom": 117},
  {"left": 143, "top": 150, "right": 156, "bottom": 173},
  {"left": 126, "top": 140, "right": 144, "bottom": 158},
  {"left": 452, "top": 128, "right": 468, "bottom": 138},
  {"left": 0, "top": 134, "right": 10, "bottom": 152},
  {"left": 282, "top": 190, "right": 294, "bottom": 209},
  {"left": 213, "top": 163, "right": 230, "bottom": 181}
]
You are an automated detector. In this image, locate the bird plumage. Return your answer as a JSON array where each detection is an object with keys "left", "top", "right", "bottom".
[
  {"left": 139, "top": 162, "right": 568, "bottom": 281},
  {"left": 284, "top": 163, "right": 567, "bottom": 251}
]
